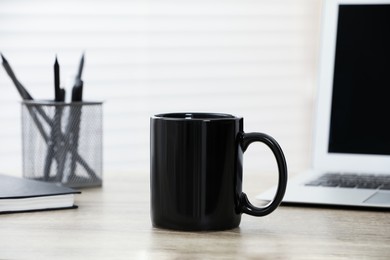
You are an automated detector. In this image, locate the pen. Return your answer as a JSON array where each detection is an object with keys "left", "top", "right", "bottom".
[
  {"left": 67, "top": 53, "right": 84, "bottom": 182},
  {"left": 72, "top": 52, "right": 84, "bottom": 102},
  {"left": 44, "top": 56, "right": 67, "bottom": 181},
  {"left": 54, "top": 56, "right": 65, "bottom": 102},
  {"left": 54, "top": 56, "right": 66, "bottom": 181},
  {"left": 1, "top": 53, "right": 33, "bottom": 100},
  {"left": 66, "top": 53, "right": 99, "bottom": 183},
  {"left": 1, "top": 53, "right": 52, "bottom": 133}
]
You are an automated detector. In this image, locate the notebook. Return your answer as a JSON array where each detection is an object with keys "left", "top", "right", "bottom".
[
  {"left": 0, "top": 174, "right": 80, "bottom": 214},
  {"left": 258, "top": 0, "right": 390, "bottom": 209}
]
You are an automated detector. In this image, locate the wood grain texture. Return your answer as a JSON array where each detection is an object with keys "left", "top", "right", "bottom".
[{"left": 1, "top": 172, "right": 389, "bottom": 259}]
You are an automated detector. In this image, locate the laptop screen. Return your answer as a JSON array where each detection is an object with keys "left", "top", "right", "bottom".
[{"left": 328, "top": 4, "right": 390, "bottom": 155}]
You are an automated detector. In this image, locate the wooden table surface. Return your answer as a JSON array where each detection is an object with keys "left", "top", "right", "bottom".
[{"left": 1, "top": 171, "right": 390, "bottom": 259}]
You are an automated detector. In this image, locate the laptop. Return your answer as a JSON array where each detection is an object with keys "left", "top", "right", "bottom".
[{"left": 258, "top": 0, "right": 390, "bottom": 209}]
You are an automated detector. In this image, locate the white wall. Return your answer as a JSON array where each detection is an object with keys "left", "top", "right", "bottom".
[{"left": 0, "top": 0, "right": 322, "bottom": 176}]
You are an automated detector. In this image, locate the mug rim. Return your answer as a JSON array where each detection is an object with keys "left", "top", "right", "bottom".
[{"left": 153, "top": 112, "right": 241, "bottom": 121}]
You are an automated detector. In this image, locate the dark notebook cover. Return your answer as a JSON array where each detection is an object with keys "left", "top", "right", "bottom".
[{"left": 0, "top": 174, "right": 81, "bottom": 214}]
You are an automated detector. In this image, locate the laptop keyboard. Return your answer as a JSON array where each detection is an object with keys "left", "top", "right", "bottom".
[{"left": 305, "top": 173, "right": 390, "bottom": 190}]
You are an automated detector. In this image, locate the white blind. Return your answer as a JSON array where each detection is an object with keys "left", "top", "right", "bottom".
[{"left": 0, "top": 0, "right": 322, "bottom": 175}]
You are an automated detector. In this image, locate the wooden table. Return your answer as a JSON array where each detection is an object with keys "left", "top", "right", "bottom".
[{"left": 1, "top": 172, "right": 389, "bottom": 259}]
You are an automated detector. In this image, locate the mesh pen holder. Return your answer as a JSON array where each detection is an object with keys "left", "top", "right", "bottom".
[{"left": 21, "top": 100, "right": 103, "bottom": 188}]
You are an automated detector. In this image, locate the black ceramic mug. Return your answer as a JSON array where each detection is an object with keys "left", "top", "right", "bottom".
[{"left": 150, "top": 113, "right": 287, "bottom": 231}]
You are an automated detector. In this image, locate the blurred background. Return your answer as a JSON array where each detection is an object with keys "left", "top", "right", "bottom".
[{"left": 0, "top": 0, "right": 322, "bottom": 176}]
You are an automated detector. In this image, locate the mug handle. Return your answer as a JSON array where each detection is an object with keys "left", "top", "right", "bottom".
[{"left": 239, "top": 132, "right": 288, "bottom": 216}]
